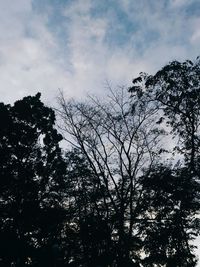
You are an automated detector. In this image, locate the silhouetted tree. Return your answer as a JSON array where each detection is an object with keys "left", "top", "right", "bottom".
[
  {"left": 58, "top": 88, "right": 164, "bottom": 266},
  {"left": 0, "top": 93, "right": 66, "bottom": 267},
  {"left": 130, "top": 57, "right": 200, "bottom": 173},
  {"left": 129, "top": 57, "right": 200, "bottom": 266},
  {"left": 137, "top": 164, "right": 199, "bottom": 267}
]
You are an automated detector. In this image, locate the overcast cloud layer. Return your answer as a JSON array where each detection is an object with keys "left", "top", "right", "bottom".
[{"left": 0, "top": 0, "right": 199, "bottom": 105}]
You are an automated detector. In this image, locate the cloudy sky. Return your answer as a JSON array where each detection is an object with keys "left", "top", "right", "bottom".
[{"left": 0, "top": 0, "right": 199, "bottom": 106}]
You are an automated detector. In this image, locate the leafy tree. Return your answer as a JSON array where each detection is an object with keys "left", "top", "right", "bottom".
[
  {"left": 129, "top": 57, "right": 200, "bottom": 173},
  {"left": 139, "top": 164, "right": 200, "bottom": 267},
  {"left": 0, "top": 93, "right": 66, "bottom": 267},
  {"left": 129, "top": 57, "right": 200, "bottom": 266}
]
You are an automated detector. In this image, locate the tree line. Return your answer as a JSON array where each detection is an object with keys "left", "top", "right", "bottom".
[{"left": 0, "top": 57, "right": 200, "bottom": 266}]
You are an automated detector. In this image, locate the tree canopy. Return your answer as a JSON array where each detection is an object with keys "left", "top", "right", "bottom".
[
  {"left": 1, "top": 57, "right": 200, "bottom": 267},
  {"left": 0, "top": 93, "right": 66, "bottom": 267}
]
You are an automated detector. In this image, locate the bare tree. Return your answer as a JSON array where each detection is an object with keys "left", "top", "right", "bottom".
[{"left": 57, "top": 86, "right": 164, "bottom": 266}]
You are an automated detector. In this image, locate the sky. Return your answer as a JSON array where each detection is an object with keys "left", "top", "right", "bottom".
[
  {"left": 0, "top": 0, "right": 199, "bottom": 106},
  {"left": 0, "top": 0, "right": 200, "bottom": 262}
]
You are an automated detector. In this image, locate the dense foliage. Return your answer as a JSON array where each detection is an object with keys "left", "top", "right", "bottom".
[
  {"left": 0, "top": 93, "right": 66, "bottom": 266},
  {"left": 0, "top": 57, "right": 200, "bottom": 266}
]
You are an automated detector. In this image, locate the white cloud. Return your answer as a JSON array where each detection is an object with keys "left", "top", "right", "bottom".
[
  {"left": 190, "top": 18, "right": 200, "bottom": 45},
  {"left": 0, "top": 1, "right": 70, "bottom": 105},
  {"left": 0, "top": 0, "right": 199, "bottom": 106},
  {"left": 169, "top": 0, "right": 194, "bottom": 8}
]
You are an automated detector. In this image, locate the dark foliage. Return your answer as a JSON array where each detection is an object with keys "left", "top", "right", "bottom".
[
  {"left": 129, "top": 57, "right": 200, "bottom": 266},
  {"left": 0, "top": 93, "right": 66, "bottom": 266},
  {"left": 1, "top": 56, "right": 200, "bottom": 267}
]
